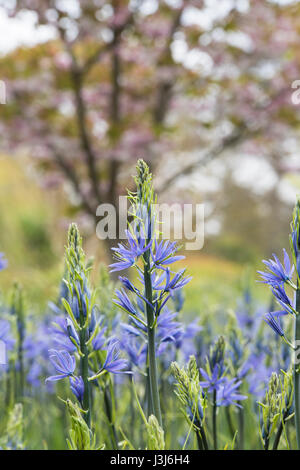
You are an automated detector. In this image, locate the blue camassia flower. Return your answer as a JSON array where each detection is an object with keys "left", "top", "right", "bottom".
[
  {"left": 46, "top": 349, "right": 76, "bottom": 382},
  {"left": 200, "top": 364, "right": 226, "bottom": 393},
  {"left": 119, "top": 303, "right": 189, "bottom": 370},
  {"left": 120, "top": 334, "right": 147, "bottom": 369},
  {"left": 264, "top": 311, "right": 286, "bottom": 337},
  {"left": 153, "top": 268, "right": 191, "bottom": 295},
  {"left": 0, "top": 253, "right": 7, "bottom": 271},
  {"left": 0, "top": 320, "right": 15, "bottom": 351},
  {"left": 271, "top": 283, "right": 295, "bottom": 315},
  {"left": 69, "top": 375, "right": 84, "bottom": 403},
  {"left": 174, "top": 320, "right": 202, "bottom": 361},
  {"left": 102, "top": 339, "right": 131, "bottom": 375},
  {"left": 27, "top": 363, "right": 42, "bottom": 388},
  {"left": 92, "top": 326, "right": 107, "bottom": 351},
  {"left": 71, "top": 279, "right": 90, "bottom": 320},
  {"left": 110, "top": 229, "right": 151, "bottom": 272},
  {"left": 51, "top": 317, "right": 80, "bottom": 353},
  {"left": 151, "top": 240, "right": 184, "bottom": 268},
  {"left": 258, "top": 249, "right": 293, "bottom": 286},
  {"left": 114, "top": 289, "right": 139, "bottom": 317},
  {"left": 157, "top": 310, "right": 183, "bottom": 338},
  {"left": 172, "top": 288, "right": 185, "bottom": 312},
  {"left": 216, "top": 378, "right": 247, "bottom": 408}
]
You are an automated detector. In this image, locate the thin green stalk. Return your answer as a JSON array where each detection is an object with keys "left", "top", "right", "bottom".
[
  {"left": 145, "top": 361, "right": 154, "bottom": 417},
  {"left": 272, "top": 411, "right": 289, "bottom": 450},
  {"left": 225, "top": 406, "right": 235, "bottom": 440},
  {"left": 196, "top": 431, "right": 203, "bottom": 450},
  {"left": 238, "top": 405, "right": 244, "bottom": 450},
  {"left": 17, "top": 319, "right": 25, "bottom": 402},
  {"left": 80, "top": 326, "right": 91, "bottom": 428},
  {"left": 143, "top": 250, "right": 162, "bottom": 426},
  {"left": 264, "top": 437, "right": 269, "bottom": 451},
  {"left": 12, "top": 284, "right": 25, "bottom": 402},
  {"left": 294, "top": 288, "right": 300, "bottom": 448},
  {"left": 197, "top": 427, "right": 209, "bottom": 450},
  {"left": 103, "top": 384, "right": 118, "bottom": 450},
  {"left": 212, "top": 390, "right": 217, "bottom": 450},
  {"left": 129, "top": 375, "right": 135, "bottom": 443}
]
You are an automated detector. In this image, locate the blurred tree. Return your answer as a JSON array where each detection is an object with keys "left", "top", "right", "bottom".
[
  {"left": 0, "top": 0, "right": 300, "bottom": 260},
  {"left": 210, "top": 173, "right": 292, "bottom": 262}
]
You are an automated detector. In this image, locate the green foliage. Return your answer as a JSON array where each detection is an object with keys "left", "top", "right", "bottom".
[
  {"left": 20, "top": 215, "right": 55, "bottom": 266},
  {"left": 213, "top": 235, "right": 259, "bottom": 264},
  {"left": 65, "top": 400, "right": 104, "bottom": 451},
  {"left": 0, "top": 404, "right": 24, "bottom": 450}
]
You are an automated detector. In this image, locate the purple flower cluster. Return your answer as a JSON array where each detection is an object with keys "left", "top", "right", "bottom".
[{"left": 258, "top": 248, "right": 296, "bottom": 341}]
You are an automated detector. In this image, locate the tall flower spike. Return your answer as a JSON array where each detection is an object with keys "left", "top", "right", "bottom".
[
  {"left": 111, "top": 159, "right": 191, "bottom": 427},
  {"left": 290, "top": 198, "right": 300, "bottom": 275},
  {"left": 260, "top": 199, "right": 300, "bottom": 449},
  {"left": 59, "top": 224, "right": 95, "bottom": 429},
  {"left": 291, "top": 198, "right": 300, "bottom": 449}
]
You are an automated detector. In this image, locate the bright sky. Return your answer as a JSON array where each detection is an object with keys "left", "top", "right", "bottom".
[
  {"left": 0, "top": 9, "right": 55, "bottom": 55},
  {"left": 0, "top": 0, "right": 245, "bottom": 54},
  {"left": 0, "top": 0, "right": 296, "bottom": 55}
]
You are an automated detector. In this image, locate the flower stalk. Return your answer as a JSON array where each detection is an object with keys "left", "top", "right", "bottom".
[
  {"left": 294, "top": 288, "right": 300, "bottom": 448},
  {"left": 111, "top": 160, "right": 190, "bottom": 429},
  {"left": 11, "top": 284, "right": 25, "bottom": 402},
  {"left": 212, "top": 389, "right": 217, "bottom": 450},
  {"left": 143, "top": 248, "right": 162, "bottom": 426},
  {"left": 291, "top": 199, "right": 300, "bottom": 448}
]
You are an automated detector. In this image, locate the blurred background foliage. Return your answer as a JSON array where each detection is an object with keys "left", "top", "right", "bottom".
[{"left": 0, "top": 0, "right": 300, "bottom": 303}]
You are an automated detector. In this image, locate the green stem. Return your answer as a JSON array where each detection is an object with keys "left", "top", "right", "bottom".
[
  {"left": 129, "top": 375, "right": 135, "bottom": 443},
  {"left": 238, "top": 405, "right": 244, "bottom": 450},
  {"left": 294, "top": 287, "right": 300, "bottom": 449},
  {"left": 196, "top": 431, "right": 203, "bottom": 450},
  {"left": 212, "top": 390, "right": 217, "bottom": 450},
  {"left": 17, "top": 319, "right": 25, "bottom": 402},
  {"left": 103, "top": 384, "right": 118, "bottom": 450},
  {"left": 80, "top": 326, "right": 91, "bottom": 428},
  {"left": 264, "top": 437, "right": 269, "bottom": 451},
  {"left": 272, "top": 411, "right": 289, "bottom": 450},
  {"left": 143, "top": 251, "right": 162, "bottom": 426},
  {"left": 145, "top": 362, "right": 153, "bottom": 417},
  {"left": 198, "top": 427, "right": 209, "bottom": 450},
  {"left": 225, "top": 406, "right": 235, "bottom": 440}
]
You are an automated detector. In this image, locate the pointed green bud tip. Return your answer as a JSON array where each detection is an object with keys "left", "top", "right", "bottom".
[
  {"left": 68, "top": 223, "right": 81, "bottom": 249},
  {"left": 187, "top": 355, "right": 199, "bottom": 381},
  {"left": 136, "top": 159, "right": 150, "bottom": 183},
  {"left": 135, "top": 159, "right": 153, "bottom": 196},
  {"left": 171, "top": 361, "right": 181, "bottom": 379}
]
